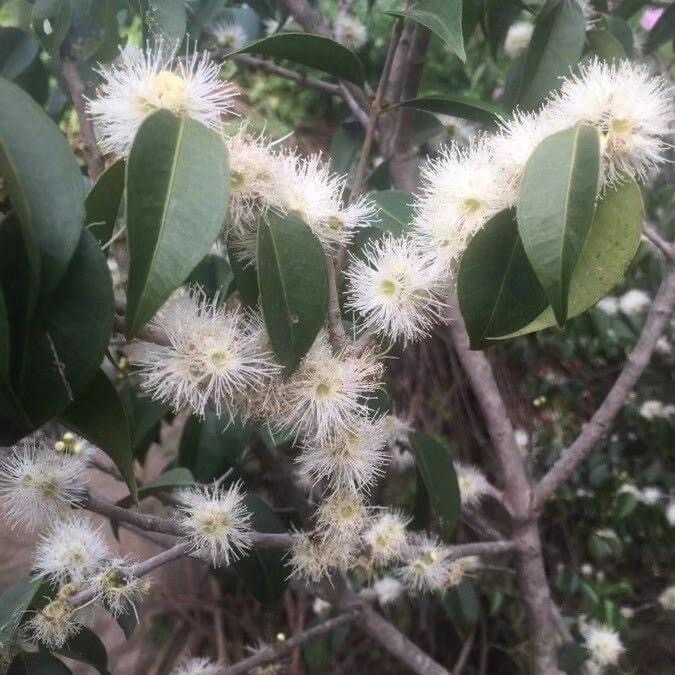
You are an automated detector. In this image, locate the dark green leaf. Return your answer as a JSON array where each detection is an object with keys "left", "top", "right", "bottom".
[
  {"left": 517, "top": 0, "right": 586, "bottom": 110},
  {"left": 329, "top": 122, "right": 364, "bottom": 176},
  {"left": 125, "top": 110, "right": 229, "bottom": 334},
  {"left": 604, "top": 15, "right": 633, "bottom": 56},
  {"left": 8, "top": 651, "right": 71, "bottom": 675},
  {"left": 0, "top": 27, "right": 39, "bottom": 79},
  {"left": 13, "top": 57, "right": 49, "bottom": 105},
  {"left": 118, "top": 385, "right": 170, "bottom": 460},
  {"left": 458, "top": 209, "right": 548, "bottom": 347},
  {"left": 60, "top": 369, "right": 136, "bottom": 502},
  {"left": 517, "top": 124, "right": 601, "bottom": 325},
  {"left": 0, "top": 577, "right": 43, "bottom": 653},
  {"left": 233, "top": 32, "right": 365, "bottom": 85},
  {"left": 371, "top": 190, "right": 414, "bottom": 236},
  {"left": 257, "top": 212, "right": 328, "bottom": 370},
  {"left": 385, "top": 0, "right": 465, "bottom": 62},
  {"left": 410, "top": 432, "right": 460, "bottom": 539},
  {"left": 227, "top": 238, "right": 259, "bottom": 306},
  {"left": 587, "top": 28, "right": 627, "bottom": 61},
  {"left": 494, "top": 179, "right": 643, "bottom": 338},
  {"left": 143, "top": 0, "right": 186, "bottom": 57},
  {"left": 557, "top": 643, "right": 590, "bottom": 675},
  {"left": 113, "top": 606, "right": 137, "bottom": 639},
  {"left": 31, "top": 0, "right": 72, "bottom": 53},
  {"left": 55, "top": 628, "right": 109, "bottom": 675},
  {"left": 615, "top": 0, "right": 649, "bottom": 20},
  {"left": 645, "top": 2, "right": 675, "bottom": 51},
  {"left": 85, "top": 159, "right": 125, "bottom": 246},
  {"left": 0, "top": 77, "right": 84, "bottom": 295},
  {"left": 413, "top": 468, "right": 431, "bottom": 531},
  {"left": 398, "top": 95, "right": 502, "bottom": 124},
  {"left": 484, "top": 0, "right": 526, "bottom": 56},
  {"left": 444, "top": 579, "right": 480, "bottom": 627},
  {"left": 187, "top": 253, "right": 233, "bottom": 303},
  {"left": 116, "top": 467, "right": 194, "bottom": 509}
]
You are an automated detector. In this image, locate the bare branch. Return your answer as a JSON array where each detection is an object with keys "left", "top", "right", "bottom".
[
  {"left": 644, "top": 223, "right": 675, "bottom": 261},
  {"left": 534, "top": 264, "right": 675, "bottom": 509}
]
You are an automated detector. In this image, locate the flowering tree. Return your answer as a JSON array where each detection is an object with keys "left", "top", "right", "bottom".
[{"left": 0, "top": 1, "right": 673, "bottom": 674}]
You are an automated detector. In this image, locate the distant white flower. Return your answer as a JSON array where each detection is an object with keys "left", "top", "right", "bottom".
[
  {"left": 596, "top": 296, "right": 619, "bottom": 316},
  {"left": 548, "top": 59, "right": 674, "bottom": 185},
  {"left": 372, "top": 576, "right": 405, "bottom": 605},
  {"left": 658, "top": 585, "right": 675, "bottom": 611},
  {"left": 33, "top": 516, "right": 109, "bottom": 584},
  {"left": 397, "top": 534, "right": 449, "bottom": 594},
  {"left": 620, "top": 606, "right": 635, "bottom": 619},
  {"left": 334, "top": 11, "right": 368, "bottom": 50},
  {"left": 276, "top": 331, "right": 382, "bottom": 443},
  {"left": 312, "top": 597, "right": 332, "bottom": 615},
  {"left": 435, "top": 115, "right": 476, "bottom": 145},
  {"left": 581, "top": 563, "right": 594, "bottom": 576},
  {"left": 297, "top": 416, "right": 388, "bottom": 491},
  {"left": 211, "top": 21, "right": 248, "bottom": 50},
  {"left": 582, "top": 622, "right": 624, "bottom": 667},
  {"left": 315, "top": 489, "right": 368, "bottom": 543},
  {"left": 514, "top": 428, "right": 529, "bottom": 453},
  {"left": 133, "top": 289, "right": 279, "bottom": 420},
  {"left": 346, "top": 236, "right": 448, "bottom": 344},
  {"left": 504, "top": 21, "right": 534, "bottom": 59},
  {"left": 287, "top": 532, "right": 353, "bottom": 582},
  {"left": 455, "top": 463, "right": 493, "bottom": 508},
  {"left": 665, "top": 501, "right": 675, "bottom": 526},
  {"left": 25, "top": 599, "right": 81, "bottom": 649},
  {"left": 445, "top": 556, "right": 479, "bottom": 588},
  {"left": 382, "top": 414, "right": 412, "bottom": 449},
  {"left": 88, "top": 45, "right": 237, "bottom": 156},
  {"left": 619, "top": 289, "right": 651, "bottom": 316},
  {"left": 640, "top": 486, "right": 663, "bottom": 505},
  {"left": 362, "top": 511, "right": 410, "bottom": 566},
  {"left": 174, "top": 481, "right": 253, "bottom": 565},
  {"left": 171, "top": 657, "right": 221, "bottom": 675},
  {"left": 639, "top": 400, "right": 668, "bottom": 420},
  {"left": 414, "top": 139, "right": 512, "bottom": 264},
  {"left": 93, "top": 558, "right": 150, "bottom": 618},
  {"left": 0, "top": 441, "right": 85, "bottom": 532},
  {"left": 656, "top": 336, "right": 672, "bottom": 356}
]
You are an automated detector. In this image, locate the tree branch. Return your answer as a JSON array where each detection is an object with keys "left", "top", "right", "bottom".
[{"left": 533, "top": 264, "right": 675, "bottom": 509}]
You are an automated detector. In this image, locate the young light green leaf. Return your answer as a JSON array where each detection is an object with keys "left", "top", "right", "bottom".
[
  {"left": 0, "top": 77, "right": 84, "bottom": 294},
  {"left": 257, "top": 212, "right": 328, "bottom": 370},
  {"left": 517, "top": 0, "right": 586, "bottom": 110},
  {"left": 385, "top": 0, "right": 465, "bottom": 62},
  {"left": 458, "top": 209, "right": 548, "bottom": 347},
  {"left": 232, "top": 32, "right": 365, "bottom": 85},
  {"left": 125, "top": 110, "right": 229, "bottom": 335},
  {"left": 517, "top": 124, "right": 601, "bottom": 326},
  {"left": 85, "top": 158, "right": 125, "bottom": 246},
  {"left": 398, "top": 95, "right": 502, "bottom": 124}
]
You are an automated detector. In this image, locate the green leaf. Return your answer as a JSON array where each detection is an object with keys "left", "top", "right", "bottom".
[
  {"left": 227, "top": 238, "right": 259, "bottom": 306},
  {"left": 257, "top": 212, "right": 328, "bottom": 370},
  {"left": 60, "top": 369, "right": 136, "bottom": 502},
  {"left": 0, "top": 27, "right": 39, "bottom": 79},
  {"left": 604, "top": 15, "right": 633, "bottom": 57},
  {"left": 113, "top": 606, "right": 137, "bottom": 639},
  {"left": 410, "top": 432, "right": 461, "bottom": 539},
  {"left": 458, "top": 209, "right": 548, "bottom": 347},
  {"left": 55, "top": 628, "right": 109, "bottom": 675},
  {"left": 517, "top": 0, "right": 586, "bottom": 110},
  {"left": 178, "top": 412, "right": 250, "bottom": 482},
  {"left": 615, "top": 0, "right": 649, "bottom": 20},
  {"left": 443, "top": 579, "right": 480, "bottom": 627},
  {"left": 398, "top": 95, "right": 502, "bottom": 124},
  {"left": 557, "top": 643, "right": 590, "bottom": 675},
  {"left": 329, "top": 122, "right": 364, "bottom": 176},
  {"left": 16, "top": 229, "right": 115, "bottom": 429},
  {"left": 118, "top": 385, "right": 170, "bottom": 461},
  {"left": 0, "top": 577, "right": 43, "bottom": 652},
  {"left": 484, "top": 0, "right": 526, "bottom": 56},
  {"left": 492, "top": 179, "right": 643, "bottom": 339},
  {"left": 234, "top": 495, "right": 289, "bottom": 604},
  {"left": 8, "top": 651, "right": 72, "bottom": 675},
  {"left": 0, "top": 77, "right": 84, "bottom": 295},
  {"left": 116, "top": 467, "right": 194, "bottom": 509},
  {"left": 385, "top": 0, "right": 465, "bottom": 62},
  {"left": 143, "top": 0, "right": 186, "bottom": 57},
  {"left": 371, "top": 190, "right": 414, "bottom": 236},
  {"left": 187, "top": 253, "right": 233, "bottom": 303},
  {"left": 587, "top": 28, "right": 627, "bottom": 61},
  {"left": 125, "top": 110, "right": 229, "bottom": 335},
  {"left": 233, "top": 32, "right": 365, "bottom": 85},
  {"left": 645, "top": 2, "right": 675, "bottom": 52},
  {"left": 31, "top": 0, "right": 72, "bottom": 53},
  {"left": 517, "top": 124, "right": 601, "bottom": 326},
  {"left": 85, "top": 159, "right": 125, "bottom": 246}
]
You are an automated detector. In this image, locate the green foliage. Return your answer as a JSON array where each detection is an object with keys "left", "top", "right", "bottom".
[
  {"left": 7, "top": 651, "right": 72, "bottom": 674},
  {"left": 398, "top": 94, "right": 503, "bottom": 124},
  {"left": 54, "top": 628, "right": 109, "bottom": 675},
  {"left": 85, "top": 159, "right": 125, "bottom": 246},
  {"left": 0, "top": 577, "right": 43, "bottom": 652}
]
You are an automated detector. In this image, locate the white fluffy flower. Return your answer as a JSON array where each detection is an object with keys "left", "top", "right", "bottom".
[
  {"left": 276, "top": 331, "right": 382, "bottom": 443},
  {"left": 665, "top": 501, "right": 675, "bottom": 526},
  {"left": 211, "top": 21, "right": 248, "bottom": 50},
  {"left": 397, "top": 534, "right": 450, "bottom": 594},
  {"left": 639, "top": 400, "right": 669, "bottom": 420},
  {"left": 33, "top": 516, "right": 109, "bottom": 584},
  {"left": 372, "top": 576, "right": 405, "bottom": 605},
  {"left": 334, "top": 11, "right": 368, "bottom": 49},
  {"left": 455, "top": 463, "right": 492, "bottom": 508},
  {"left": 582, "top": 622, "right": 624, "bottom": 667},
  {"left": 287, "top": 532, "right": 353, "bottom": 582},
  {"left": 312, "top": 597, "right": 331, "bottom": 615},
  {"left": 0, "top": 441, "right": 85, "bottom": 531},
  {"left": 435, "top": 115, "right": 476, "bottom": 145},
  {"left": 174, "top": 482, "right": 253, "bottom": 565},
  {"left": 362, "top": 511, "right": 409, "bottom": 566},
  {"left": 658, "top": 585, "right": 675, "bottom": 611},
  {"left": 171, "top": 657, "right": 221, "bottom": 675},
  {"left": 25, "top": 599, "right": 81, "bottom": 649},
  {"left": 619, "top": 289, "right": 651, "bottom": 316},
  {"left": 548, "top": 59, "right": 674, "bottom": 185},
  {"left": 596, "top": 296, "right": 619, "bottom": 316},
  {"left": 92, "top": 558, "right": 150, "bottom": 618},
  {"left": 133, "top": 289, "right": 279, "bottom": 420},
  {"left": 346, "top": 236, "right": 448, "bottom": 344},
  {"left": 640, "top": 486, "right": 663, "bottom": 505},
  {"left": 315, "top": 489, "right": 369, "bottom": 543},
  {"left": 296, "top": 416, "right": 388, "bottom": 491},
  {"left": 504, "top": 21, "right": 534, "bottom": 59},
  {"left": 414, "top": 139, "right": 513, "bottom": 264},
  {"left": 382, "top": 415, "right": 411, "bottom": 449},
  {"left": 88, "top": 45, "right": 237, "bottom": 156}
]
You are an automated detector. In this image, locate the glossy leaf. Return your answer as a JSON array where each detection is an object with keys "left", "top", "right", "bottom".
[
  {"left": 7, "top": 652, "right": 71, "bottom": 675},
  {"left": 31, "top": 0, "right": 72, "bottom": 53},
  {"left": 0, "top": 77, "right": 84, "bottom": 294},
  {"left": 0, "top": 577, "right": 43, "bottom": 652},
  {"left": 233, "top": 32, "right": 365, "bottom": 85},
  {"left": 143, "top": 0, "right": 186, "bottom": 57},
  {"left": 85, "top": 159, "right": 125, "bottom": 246},
  {"left": 398, "top": 94, "right": 502, "bottom": 124},
  {"left": 257, "top": 212, "right": 328, "bottom": 370},
  {"left": 517, "top": 0, "right": 586, "bottom": 110},
  {"left": 187, "top": 253, "right": 233, "bottom": 302},
  {"left": 227, "top": 238, "right": 259, "bottom": 306},
  {"left": 385, "top": 0, "right": 465, "bottom": 62},
  {"left": 492, "top": 179, "right": 643, "bottom": 339},
  {"left": 458, "top": 209, "right": 548, "bottom": 347},
  {"left": 60, "top": 369, "right": 136, "bottom": 502},
  {"left": 410, "top": 432, "right": 461, "bottom": 539},
  {"left": 55, "top": 628, "right": 109, "bottom": 675},
  {"left": 125, "top": 110, "right": 229, "bottom": 335},
  {"left": 0, "top": 27, "right": 39, "bottom": 79},
  {"left": 371, "top": 190, "right": 414, "bottom": 236},
  {"left": 517, "top": 124, "right": 601, "bottom": 326}
]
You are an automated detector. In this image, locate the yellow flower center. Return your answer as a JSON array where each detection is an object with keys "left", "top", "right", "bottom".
[
  {"left": 463, "top": 197, "right": 482, "bottom": 214},
  {"left": 379, "top": 278, "right": 398, "bottom": 297},
  {"left": 230, "top": 170, "right": 245, "bottom": 192},
  {"left": 315, "top": 382, "right": 332, "bottom": 399},
  {"left": 143, "top": 70, "right": 187, "bottom": 113},
  {"left": 209, "top": 350, "right": 231, "bottom": 370},
  {"left": 610, "top": 117, "right": 633, "bottom": 135},
  {"left": 200, "top": 512, "right": 231, "bottom": 536}
]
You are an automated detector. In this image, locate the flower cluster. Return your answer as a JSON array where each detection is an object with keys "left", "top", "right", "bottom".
[{"left": 581, "top": 622, "right": 625, "bottom": 671}]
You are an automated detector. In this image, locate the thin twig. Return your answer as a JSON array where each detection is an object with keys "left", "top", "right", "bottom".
[
  {"left": 644, "top": 223, "right": 675, "bottom": 261},
  {"left": 452, "top": 628, "right": 476, "bottom": 675}
]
